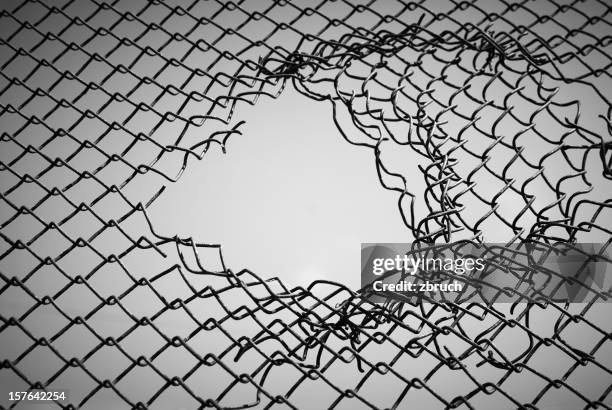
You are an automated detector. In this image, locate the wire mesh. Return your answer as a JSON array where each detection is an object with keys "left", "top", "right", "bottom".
[{"left": 0, "top": 0, "right": 611, "bottom": 409}]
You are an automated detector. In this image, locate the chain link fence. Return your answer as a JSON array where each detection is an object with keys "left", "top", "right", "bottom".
[{"left": 1, "top": 0, "right": 611, "bottom": 408}]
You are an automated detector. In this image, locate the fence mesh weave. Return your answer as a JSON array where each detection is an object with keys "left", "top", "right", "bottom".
[{"left": 0, "top": 0, "right": 611, "bottom": 409}]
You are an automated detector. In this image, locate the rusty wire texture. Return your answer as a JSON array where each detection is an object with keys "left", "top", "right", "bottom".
[{"left": 0, "top": 0, "right": 611, "bottom": 409}]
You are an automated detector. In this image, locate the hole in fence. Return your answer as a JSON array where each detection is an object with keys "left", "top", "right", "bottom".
[{"left": 150, "top": 84, "right": 411, "bottom": 287}]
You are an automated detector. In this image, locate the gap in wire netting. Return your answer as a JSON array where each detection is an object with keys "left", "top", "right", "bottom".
[{"left": 148, "top": 83, "right": 414, "bottom": 288}]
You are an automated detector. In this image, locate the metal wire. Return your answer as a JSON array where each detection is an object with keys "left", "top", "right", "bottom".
[{"left": 0, "top": 0, "right": 611, "bottom": 408}]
